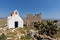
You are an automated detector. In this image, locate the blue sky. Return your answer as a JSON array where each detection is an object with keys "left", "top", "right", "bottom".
[{"left": 0, "top": 0, "right": 60, "bottom": 19}]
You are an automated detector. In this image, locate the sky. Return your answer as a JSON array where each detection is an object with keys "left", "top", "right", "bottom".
[{"left": 0, "top": 0, "right": 60, "bottom": 19}]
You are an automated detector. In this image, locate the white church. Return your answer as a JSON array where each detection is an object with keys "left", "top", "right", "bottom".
[{"left": 7, "top": 10, "right": 23, "bottom": 28}]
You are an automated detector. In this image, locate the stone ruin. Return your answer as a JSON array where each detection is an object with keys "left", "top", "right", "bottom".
[{"left": 24, "top": 13, "right": 41, "bottom": 27}]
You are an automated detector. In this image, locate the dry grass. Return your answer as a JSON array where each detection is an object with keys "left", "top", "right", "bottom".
[{"left": 0, "top": 18, "right": 7, "bottom": 28}]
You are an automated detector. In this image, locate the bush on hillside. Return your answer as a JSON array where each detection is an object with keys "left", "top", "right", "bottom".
[{"left": 0, "top": 33, "right": 7, "bottom": 40}]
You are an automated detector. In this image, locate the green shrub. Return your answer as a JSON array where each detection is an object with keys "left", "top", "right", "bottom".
[
  {"left": 21, "top": 35, "right": 31, "bottom": 40},
  {"left": 0, "top": 33, "right": 7, "bottom": 40}
]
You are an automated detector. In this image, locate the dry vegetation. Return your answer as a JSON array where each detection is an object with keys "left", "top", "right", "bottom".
[{"left": 0, "top": 18, "right": 60, "bottom": 40}]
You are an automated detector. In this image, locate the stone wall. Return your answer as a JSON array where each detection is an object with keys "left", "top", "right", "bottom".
[{"left": 24, "top": 13, "right": 41, "bottom": 27}]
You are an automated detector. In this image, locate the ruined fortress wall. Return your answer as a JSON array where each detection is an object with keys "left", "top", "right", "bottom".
[{"left": 24, "top": 13, "right": 41, "bottom": 27}]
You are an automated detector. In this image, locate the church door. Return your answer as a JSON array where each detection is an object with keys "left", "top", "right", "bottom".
[{"left": 15, "top": 21, "right": 18, "bottom": 28}]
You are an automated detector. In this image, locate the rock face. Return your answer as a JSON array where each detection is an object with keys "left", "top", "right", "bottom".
[
  {"left": 29, "top": 30, "right": 36, "bottom": 38},
  {"left": 24, "top": 13, "right": 41, "bottom": 27}
]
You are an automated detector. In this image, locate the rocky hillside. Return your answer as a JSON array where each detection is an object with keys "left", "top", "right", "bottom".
[{"left": 0, "top": 18, "right": 60, "bottom": 40}]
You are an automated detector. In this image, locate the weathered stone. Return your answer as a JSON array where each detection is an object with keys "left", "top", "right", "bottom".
[
  {"left": 24, "top": 13, "right": 41, "bottom": 27},
  {"left": 29, "top": 30, "right": 36, "bottom": 38}
]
